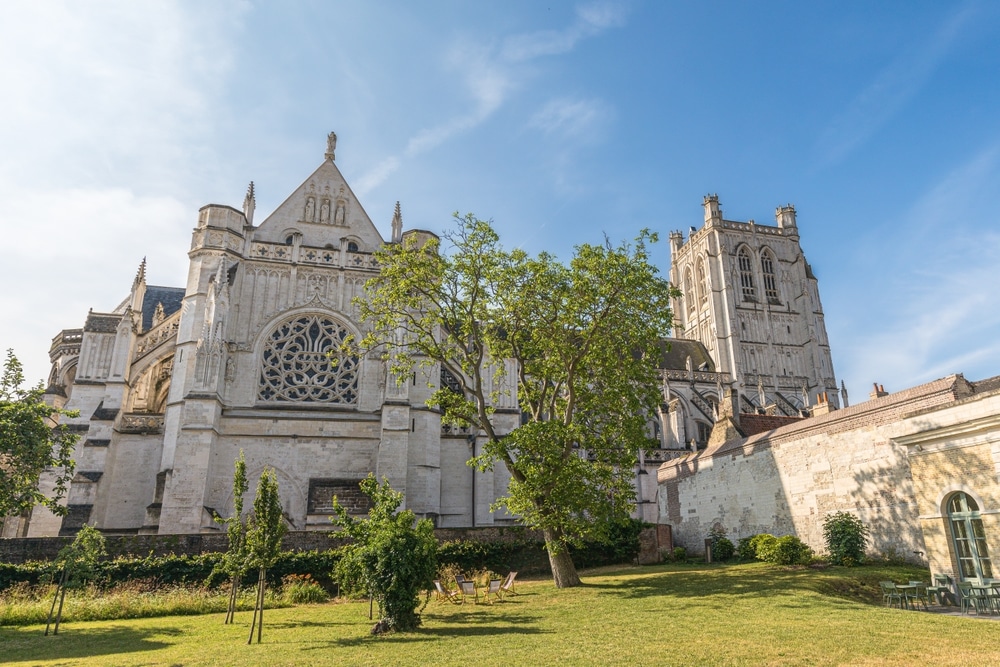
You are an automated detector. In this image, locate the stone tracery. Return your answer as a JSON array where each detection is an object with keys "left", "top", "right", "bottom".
[{"left": 257, "top": 314, "right": 359, "bottom": 403}]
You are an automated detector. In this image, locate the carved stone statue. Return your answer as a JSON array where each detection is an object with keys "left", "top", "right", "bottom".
[
  {"left": 304, "top": 197, "right": 315, "bottom": 222},
  {"left": 334, "top": 201, "right": 345, "bottom": 226},
  {"left": 326, "top": 131, "right": 337, "bottom": 161},
  {"left": 320, "top": 199, "right": 330, "bottom": 222}
]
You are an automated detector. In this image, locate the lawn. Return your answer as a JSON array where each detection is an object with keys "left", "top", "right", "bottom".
[{"left": 3, "top": 562, "right": 999, "bottom": 666}]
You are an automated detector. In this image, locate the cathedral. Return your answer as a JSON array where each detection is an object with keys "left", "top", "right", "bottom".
[{"left": 14, "top": 135, "right": 841, "bottom": 537}]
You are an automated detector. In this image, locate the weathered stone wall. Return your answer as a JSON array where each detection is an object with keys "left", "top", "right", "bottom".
[{"left": 657, "top": 376, "right": 973, "bottom": 560}]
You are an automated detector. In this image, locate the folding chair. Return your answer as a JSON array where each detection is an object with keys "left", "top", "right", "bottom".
[{"left": 433, "top": 579, "right": 461, "bottom": 604}]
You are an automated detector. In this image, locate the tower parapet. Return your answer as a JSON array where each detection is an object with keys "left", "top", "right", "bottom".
[{"left": 775, "top": 204, "right": 798, "bottom": 237}]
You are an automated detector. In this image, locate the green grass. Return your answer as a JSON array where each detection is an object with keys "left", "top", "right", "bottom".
[{"left": 3, "top": 562, "right": 1000, "bottom": 666}]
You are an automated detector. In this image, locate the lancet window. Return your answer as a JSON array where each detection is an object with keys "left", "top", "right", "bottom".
[
  {"left": 696, "top": 258, "right": 708, "bottom": 307},
  {"left": 761, "top": 250, "right": 779, "bottom": 304},
  {"left": 258, "top": 314, "right": 359, "bottom": 404},
  {"left": 738, "top": 247, "right": 756, "bottom": 302},
  {"left": 684, "top": 268, "right": 695, "bottom": 315}
]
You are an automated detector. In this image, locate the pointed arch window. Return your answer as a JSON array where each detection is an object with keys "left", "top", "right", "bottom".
[
  {"left": 948, "top": 492, "right": 993, "bottom": 580},
  {"left": 684, "top": 268, "right": 695, "bottom": 315},
  {"left": 696, "top": 258, "right": 708, "bottom": 307},
  {"left": 761, "top": 250, "right": 779, "bottom": 304},
  {"left": 738, "top": 248, "right": 756, "bottom": 302}
]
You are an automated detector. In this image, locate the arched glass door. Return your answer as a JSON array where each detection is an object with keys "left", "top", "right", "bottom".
[{"left": 948, "top": 492, "right": 993, "bottom": 580}]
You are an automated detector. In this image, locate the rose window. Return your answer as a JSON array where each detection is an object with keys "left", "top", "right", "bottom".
[{"left": 258, "top": 315, "right": 359, "bottom": 404}]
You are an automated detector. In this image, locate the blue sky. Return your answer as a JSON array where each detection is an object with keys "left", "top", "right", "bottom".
[{"left": 1, "top": 1, "right": 999, "bottom": 403}]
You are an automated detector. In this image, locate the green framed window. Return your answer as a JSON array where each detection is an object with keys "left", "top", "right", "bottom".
[{"left": 948, "top": 492, "right": 993, "bottom": 580}]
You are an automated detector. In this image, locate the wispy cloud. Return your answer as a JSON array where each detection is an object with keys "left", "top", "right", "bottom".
[
  {"left": 0, "top": 1, "right": 246, "bottom": 384},
  {"left": 814, "top": 4, "right": 976, "bottom": 166},
  {"left": 355, "top": 2, "right": 626, "bottom": 196},
  {"left": 835, "top": 143, "right": 1000, "bottom": 392},
  {"left": 529, "top": 98, "right": 612, "bottom": 140}
]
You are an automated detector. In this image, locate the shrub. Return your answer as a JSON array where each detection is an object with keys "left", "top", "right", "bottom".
[
  {"left": 737, "top": 536, "right": 758, "bottom": 561},
  {"left": 671, "top": 547, "right": 687, "bottom": 562},
  {"left": 822, "top": 512, "right": 869, "bottom": 566},
  {"left": 713, "top": 537, "right": 735, "bottom": 561},
  {"left": 750, "top": 534, "right": 778, "bottom": 562},
  {"left": 281, "top": 574, "right": 329, "bottom": 604},
  {"left": 770, "top": 536, "right": 813, "bottom": 565}
]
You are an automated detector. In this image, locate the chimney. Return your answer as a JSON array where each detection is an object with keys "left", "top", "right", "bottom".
[
  {"left": 869, "top": 383, "right": 888, "bottom": 400},
  {"left": 812, "top": 391, "right": 834, "bottom": 416}
]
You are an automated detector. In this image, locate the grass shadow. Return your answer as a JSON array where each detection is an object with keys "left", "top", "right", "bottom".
[{"left": 0, "top": 624, "right": 182, "bottom": 664}]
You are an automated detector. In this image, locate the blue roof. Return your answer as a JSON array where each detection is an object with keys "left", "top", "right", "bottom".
[{"left": 141, "top": 286, "right": 185, "bottom": 331}]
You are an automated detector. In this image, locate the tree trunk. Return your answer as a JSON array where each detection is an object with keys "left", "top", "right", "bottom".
[
  {"left": 45, "top": 569, "right": 68, "bottom": 636},
  {"left": 544, "top": 528, "right": 581, "bottom": 588}
]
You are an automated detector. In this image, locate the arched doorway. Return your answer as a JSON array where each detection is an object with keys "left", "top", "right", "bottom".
[{"left": 947, "top": 492, "right": 993, "bottom": 580}]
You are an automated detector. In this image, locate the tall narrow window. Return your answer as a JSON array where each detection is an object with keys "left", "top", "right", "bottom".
[
  {"left": 761, "top": 250, "right": 779, "bottom": 304},
  {"left": 684, "top": 269, "right": 695, "bottom": 316},
  {"left": 949, "top": 492, "right": 993, "bottom": 580},
  {"left": 738, "top": 248, "right": 756, "bottom": 302},
  {"left": 696, "top": 258, "right": 708, "bottom": 307}
]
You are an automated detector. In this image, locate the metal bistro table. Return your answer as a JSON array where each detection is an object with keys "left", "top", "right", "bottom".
[{"left": 894, "top": 583, "right": 927, "bottom": 610}]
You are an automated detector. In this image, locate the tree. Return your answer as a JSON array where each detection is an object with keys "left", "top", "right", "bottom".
[
  {"left": 0, "top": 349, "right": 77, "bottom": 520},
  {"left": 246, "top": 467, "right": 286, "bottom": 644},
  {"left": 215, "top": 450, "right": 250, "bottom": 624},
  {"left": 331, "top": 474, "right": 437, "bottom": 634},
  {"left": 353, "top": 215, "right": 678, "bottom": 588},
  {"left": 45, "top": 524, "right": 107, "bottom": 635}
]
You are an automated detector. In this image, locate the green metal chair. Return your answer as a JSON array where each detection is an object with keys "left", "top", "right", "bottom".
[
  {"left": 879, "top": 581, "right": 904, "bottom": 609},
  {"left": 906, "top": 581, "right": 930, "bottom": 610},
  {"left": 925, "top": 574, "right": 951, "bottom": 606},
  {"left": 958, "top": 581, "right": 991, "bottom": 615}
]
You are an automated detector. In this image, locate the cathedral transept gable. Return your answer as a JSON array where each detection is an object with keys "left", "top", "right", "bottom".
[{"left": 254, "top": 149, "right": 384, "bottom": 252}]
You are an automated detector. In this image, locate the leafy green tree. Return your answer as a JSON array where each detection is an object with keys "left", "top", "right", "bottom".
[
  {"left": 214, "top": 450, "right": 250, "bottom": 624},
  {"left": 246, "top": 467, "right": 286, "bottom": 644},
  {"left": 822, "top": 511, "right": 870, "bottom": 566},
  {"left": 353, "top": 215, "right": 678, "bottom": 588},
  {"left": 0, "top": 349, "right": 77, "bottom": 519},
  {"left": 331, "top": 474, "right": 437, "bottom": 634},
  {"left": 45, "top": 524, "right": 107, "bottom": 635}
]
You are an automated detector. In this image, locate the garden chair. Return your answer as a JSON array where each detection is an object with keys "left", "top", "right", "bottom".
[
  {"left": 958, "top": 581, "right": 991, "bottom": 615},
  {"left": 499, "top": 571, "right": 519, "bottom": 598},
  {"left": 483, "top": 578, "right": 502, "bottom": 604},
  {"left": 879, "top": 581, "right": 903, "bottom": 609},
  {"left": 926, "top": 575, "right": 952, "bottom": 606},
  {"left": 433, "top": 580, "right": 461, "bottom": 604},
  {"left": 458, "top": 579, "right": 479, "bottom": 604},
  {"left": 905, "top": 581, "right": 930, "bottom": 610}
]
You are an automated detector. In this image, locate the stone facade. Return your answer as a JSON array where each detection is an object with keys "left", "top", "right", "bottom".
[
  {"left": 669, "top": 196, "right": 841, "bottom": 413},
  {"left": 17, "top": 137, "right": 521, "bottom": 537}
]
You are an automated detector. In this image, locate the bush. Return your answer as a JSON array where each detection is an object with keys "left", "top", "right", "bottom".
[
  {"left": 671, "top": 547, "right": 687, "bottom": 562},
  {"left": 770, "top": 536, "right": 813, "bottom": 565},
  {"left": 713, "top": 537, "right": 735, "bottom": 561},
  {"left": 281, "top": 573, "right": 329, "bottom": 604},
  {"left": 750, "top": 534, "right": 778, "bottom": 562},
  {"left": 822, "top": 512, "right": 869, "bottom": 566},
  {"left": 737, "top": 536, "right": 758, "bottom": 561}
]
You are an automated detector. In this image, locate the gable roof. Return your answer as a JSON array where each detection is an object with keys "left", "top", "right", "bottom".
[{"left": 254, "top": 156, "right": 385, "bottom": 251}]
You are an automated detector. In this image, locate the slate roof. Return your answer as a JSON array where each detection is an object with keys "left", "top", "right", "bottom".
[
  {"left": 141, "top": 286, "right": 185, "bottom": 331},
  {"left": 656, "top": 339, "right": 715, "bottom": 372}
]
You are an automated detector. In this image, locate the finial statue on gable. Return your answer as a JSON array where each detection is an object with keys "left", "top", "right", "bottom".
[
  {"left": 243, "top": 181, "right": 256, "bottom": 226},
  {"left": 325, "top": 131, "right": 337, "bottom": 161},
  {"left": 391, "top": 201, "right": 403, "bottom": 243}
]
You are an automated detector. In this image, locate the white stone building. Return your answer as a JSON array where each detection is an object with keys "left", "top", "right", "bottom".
[{"left": 22, "top": 135, "right": 520, "bottom": 537}]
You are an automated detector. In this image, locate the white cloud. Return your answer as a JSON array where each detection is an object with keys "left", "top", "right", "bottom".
[
  {"left": 355, "top": 2, "right": 625, "bottom": 195},
  {"left": 529, "top": 98, "right": 611, "bottom": 139},
  {"left": 0, "top": 0, "right": 247, "bottom": 385}
]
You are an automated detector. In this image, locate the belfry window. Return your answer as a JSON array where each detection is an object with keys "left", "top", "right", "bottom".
[
  {"left": 258, "top": 314, "right": 359, "bottom": 404},
  {"left": 738, "top": 248, "right": 756, "bottom": 302},
  {"left": 948, "top": 492, "right": 993, "bottom": 580},
  {"left": 684, "top": 269, "right": 695, "bottom": 315},
  {"left": 696, "top": 259, "right": 708, "bottom": 307},
  {"left": 761, "top": 251, "right": 779, "bottom": 304}
]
